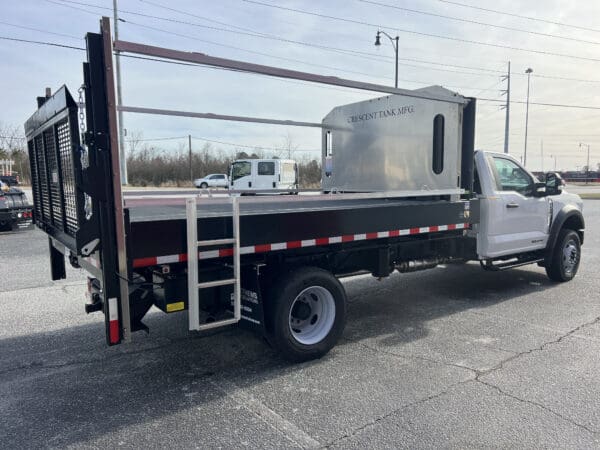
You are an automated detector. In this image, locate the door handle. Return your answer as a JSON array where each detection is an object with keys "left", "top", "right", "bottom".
[
  {"left": 506, "top": 202, "right": 519, "bottom": 208},
  {"left": 248, "top": 181, "right": 252, "bottom": 187}
]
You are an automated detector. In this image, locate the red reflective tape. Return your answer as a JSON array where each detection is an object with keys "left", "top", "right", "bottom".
[
  {"left": 448, "top": 224, "right": 457, "bottom": 230},
  {"left": 109, "top": 320, "right": 119, "bottom": 344},
  {"left": 429, "top": 225, "right": 439, "bottom": 232},
  {"left": 255, "top": 244, "right": 271, "bottom": 253},
  {"left": 132, "top": 257, "right": 157, "bottom": 268},
  {"left": 287, "top": 241, "right": 302, "bottom": 249},
  {"left": 315, "top": 237, "right": 329, "bottom": 246},
  {"left": 219, "top": 248, "right": 234, "bottom": 257},
  {"left": 366, "top": 232, "right": 378, "bottom": 240},
  {"left": 389, "top": 230, "right": 400, "bottom": 237},
  {"left": 409, "top": 227, "right": 420, "bottom": 235},
  {"left": 341, "top": 235, "right": 354, "bottom": 242}
]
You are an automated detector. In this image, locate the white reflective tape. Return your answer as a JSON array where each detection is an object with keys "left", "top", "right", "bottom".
[
  {"left": 301, "top": 239, "right": 316, "bottom": 247},
  {"left": 399, "top": 229, "right": 410, "bottom": 236},
  {"left": 270, "top": 242, "right": 287, "bottom": 251},
  {"left": 437, "top": 225, "right": 448, "bottom": 231},
  {"left": 329, "top": 236, "right": 342, "bottom": 244},
  {"left": 354, "top": 233, "right": 367, "bottom": 241},
  {"left": 199, "top": 250, "right": 220, "bottom": 259},
  {"left": 377, "top": 231, "right": 389, "bottom": 238},
  {"left": 456, "top": 223, "right": 465, "bottom": 229},
  {"left": 419, "top": 227, "right": 429, "bottom": 233},
  {"left": 108, "top": 297, "right": 118, "bottom": 321},
  {"left": 157, "top": 254, "right": 180, "bottom": 264},
  {"left": 240, "top": 246, "right": 254, "bottom": 255}
]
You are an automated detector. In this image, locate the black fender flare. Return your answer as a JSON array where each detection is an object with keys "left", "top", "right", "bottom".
[{"left": 545, "top": 205, "right": 585, "bottom": 264}]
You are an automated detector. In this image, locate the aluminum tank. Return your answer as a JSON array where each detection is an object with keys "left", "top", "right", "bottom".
[{"left": 321, "top": 86, "right": 469, "bottom": 193}]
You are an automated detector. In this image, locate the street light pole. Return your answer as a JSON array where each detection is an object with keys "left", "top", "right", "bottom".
[
  {"left": 550, "top": 154, "right": 557, "bottom": 171},
  {"left": 523, "top": 67, "right": 533, "bottom": 167},
  {"left": 375, "top": 30, "right": 399, "bottom": 88},
  {"left": 580, "top": 142, "right": 591, "bottom": 184}
]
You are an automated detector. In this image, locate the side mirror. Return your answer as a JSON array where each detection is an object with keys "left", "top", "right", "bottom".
[
  {"left": 533, "top": 182, "right": 547, "bottom": 197},
  {"left": 545, "top": 172, "right": 562, "bottom": 196}
]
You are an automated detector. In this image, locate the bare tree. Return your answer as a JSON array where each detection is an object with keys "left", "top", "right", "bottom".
[{"left": 0, "top": 122, "right": 29, "bottom": 183}]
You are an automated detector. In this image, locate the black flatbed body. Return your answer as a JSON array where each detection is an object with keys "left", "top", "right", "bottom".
[{"left": 124, "top": 193, "right": 479, "bottom": 268}]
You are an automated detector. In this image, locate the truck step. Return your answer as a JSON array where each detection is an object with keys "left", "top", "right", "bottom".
[{"left": 481, "top": 257, "right": 545, "bottom": 271}]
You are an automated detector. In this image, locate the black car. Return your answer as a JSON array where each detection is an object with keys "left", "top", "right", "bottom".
[{"left": 0, "top": 181, "right": 33, "bottom": 231}]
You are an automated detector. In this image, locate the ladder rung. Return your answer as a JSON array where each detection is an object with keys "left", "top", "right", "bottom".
[
  {"left": 196, "top": 317, "right": 239, "bottom": 331},
  {"left": 198, "top": 278, "right": 236, "bottom": 289},
  {"left": 197, "top": 238, "right": 236, "bottom": 247}
]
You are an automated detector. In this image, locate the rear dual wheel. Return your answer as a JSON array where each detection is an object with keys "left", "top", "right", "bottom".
[{"left": 266, "top": 267, "right": 347, "bottom": 362}]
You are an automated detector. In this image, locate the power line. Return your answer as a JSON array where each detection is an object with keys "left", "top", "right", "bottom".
[
  {"left": 123, "top": 19, "right": 504, "bottom": 92},
  {"left": 2, "top": 34, "right": 598, "bottom": 112},
  {"left": 241, "top": 0, "right": 600, "bottom": 64},
  {"left": 125, "top": 135, "right": 320, "bottom": 152},
  {"left": 0, "top": 21, "right": 81, "bottom": 40},
  {"left": 479, "top": 98, "right": 600, "bottom": 111},
  {"left": 0, "top": 36, "right": 85, "bottom": 51},
  {"left": 49, "top": 0, "right": 600, "bottom": 83},
  {"left": 192, "top": 136, "right": 319, "bottom": 153},
  {"left": 431, "top": 0, "right": 600, "bottom": 34},
  {"left": 54, "top": 0, "right": 504, "bottom": 73},
  {"left": 359, "top": 0, "right": 600, "bottom": 46}
]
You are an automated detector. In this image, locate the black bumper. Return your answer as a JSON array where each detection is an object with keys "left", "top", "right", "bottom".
[{"left": 0, "top": 208, "right": 34, "bottom": 230}]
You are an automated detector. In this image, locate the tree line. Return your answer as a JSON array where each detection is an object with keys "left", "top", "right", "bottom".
[
  {"left": 127, "top": 142, "right": 322, "bottom": 188},
  {"left": 0, "top": 123, "right": 322, "bottom": 188}
]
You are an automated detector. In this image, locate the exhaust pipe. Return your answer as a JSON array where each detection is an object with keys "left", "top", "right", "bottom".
[{"left": 396, "top": 257, "right": 448, "bottom": 273}]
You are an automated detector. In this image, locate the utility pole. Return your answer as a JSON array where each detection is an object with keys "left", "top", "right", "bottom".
[
  {"left": 113, "top": 0, "right": 127, "bottom": 185},
  {"left": 523, "top": 68, "right": 533, "bottom": 167},
  {"left": 188, "top": 134, "right": 193, "bottom": 183},
  {"left": 501, "top": 61, "right": 510, "bottom": 154},
  {"left": 580, "top": 142, "right": 591, "bottom": 185}
]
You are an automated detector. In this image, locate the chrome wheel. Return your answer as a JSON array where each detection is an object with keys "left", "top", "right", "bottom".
[
  {"left": 562, "top": 239, "right": 579, "bottom": 277},
  {"left": 288, "top": 286, "right": 336, "bottom": 345}
]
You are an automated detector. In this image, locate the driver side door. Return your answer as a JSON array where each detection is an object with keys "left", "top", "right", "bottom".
[{"left": 482, "top": 155, "right": 550, "bottom": 257}]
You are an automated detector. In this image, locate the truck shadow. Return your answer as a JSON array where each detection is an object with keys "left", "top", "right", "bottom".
[{"left": 0, "top": 263, "right": 558, "bottom": 447}]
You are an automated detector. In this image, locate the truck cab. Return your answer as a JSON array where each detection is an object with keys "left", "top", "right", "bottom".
[{"left": 474, "top": 150, "right": 584, "bottom": 280}]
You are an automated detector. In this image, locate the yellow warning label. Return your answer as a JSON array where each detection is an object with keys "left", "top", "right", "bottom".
[{"left": 166, "top": 301, "right": 185, "bottom": 312}]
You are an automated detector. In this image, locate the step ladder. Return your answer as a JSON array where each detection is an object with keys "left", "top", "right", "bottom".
[{"left": 186, "top": 196, "right": 241, "bottom": 331}]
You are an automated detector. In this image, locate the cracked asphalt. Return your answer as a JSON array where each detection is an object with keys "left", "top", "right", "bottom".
[{"left": 1, "top": 200, "right": 599, "bottom": 449}]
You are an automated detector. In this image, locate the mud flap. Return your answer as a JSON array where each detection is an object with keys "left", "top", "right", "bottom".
[{"left": 232, "top": 265, "right": 266, "bottom": 334}]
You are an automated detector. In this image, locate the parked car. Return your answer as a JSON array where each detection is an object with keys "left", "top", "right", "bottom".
[
  {"left": 0, "top": 174, "right": 19, "bottom": 186},
  {"left": 193, "top": 173, "right": 228, "bottom": 189},
  {"left": 0, "top": 180, "right": 33, "bottom": 231}
]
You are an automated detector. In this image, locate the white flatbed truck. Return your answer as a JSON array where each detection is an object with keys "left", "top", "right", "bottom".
[{"left": 24, "top": 18, "right": 584, "bottom": 362}]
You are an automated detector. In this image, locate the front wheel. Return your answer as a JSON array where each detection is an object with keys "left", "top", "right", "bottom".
[
  {"left": 200, "top": 182, "right": 208, "bottom": 189},
  {"left": 546, "top": 229, "right": 581, "bottom": 282},
  {"left": 266, "top": 267, "right": 347, "bottom": 362}
]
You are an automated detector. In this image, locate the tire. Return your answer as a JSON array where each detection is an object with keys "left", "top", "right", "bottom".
[
  {"left": 200, "top": 182, "right": 208, "bottom": 189},
  {"left": 266, "top": 267, "right": 347, "bottom": 362},
  {"left": 546, "top": 229, "right": 581, "bottom": 282}
]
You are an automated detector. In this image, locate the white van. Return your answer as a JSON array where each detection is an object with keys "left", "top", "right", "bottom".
[{"left": 229, "top": 159, "right": 298, "bottom": 192}]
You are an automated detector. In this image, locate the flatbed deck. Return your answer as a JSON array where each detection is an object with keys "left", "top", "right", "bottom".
[{"left": 123, "top": 192, "right": 479, "bottom": 268}]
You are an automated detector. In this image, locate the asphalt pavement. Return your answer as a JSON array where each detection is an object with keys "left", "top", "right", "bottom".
[{"left": 1, "top": 201, "right": 599, "bottom": 448}]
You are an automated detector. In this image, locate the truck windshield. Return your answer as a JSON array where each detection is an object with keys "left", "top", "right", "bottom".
[{"left": 231, "top": 161, "right": 251, "bottom": 181}]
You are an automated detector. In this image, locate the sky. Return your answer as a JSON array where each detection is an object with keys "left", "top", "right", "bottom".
[{"left": 2, "top": 0, "right": 600, "bottom": 172}]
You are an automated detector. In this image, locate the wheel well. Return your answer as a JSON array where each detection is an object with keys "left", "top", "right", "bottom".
[{"left": 562, "top": 215, "right": 584, "bottom": 244}]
